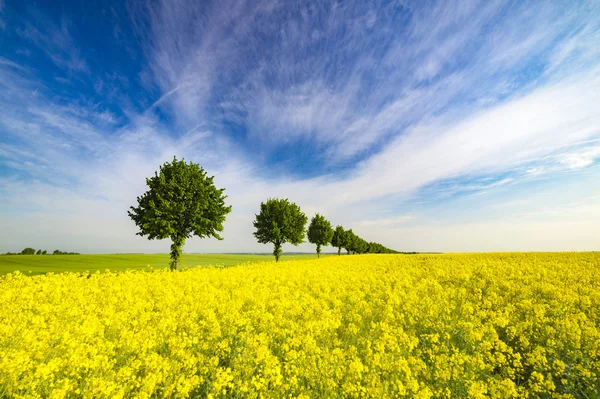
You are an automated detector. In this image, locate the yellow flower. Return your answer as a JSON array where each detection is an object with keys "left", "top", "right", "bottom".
[{"left": 0, "top": 253, "right": 598, "bottom": 398}]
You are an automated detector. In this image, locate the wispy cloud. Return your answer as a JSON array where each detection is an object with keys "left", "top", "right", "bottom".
[
  {"left": 559, "top": 146, "right": 600, "bottom": 169},
  {"left": 17, "top": 15, "right": 88, "bottom": 73},
  {"left": 125, "top": 0, "right": 600, "bottom": 165}
]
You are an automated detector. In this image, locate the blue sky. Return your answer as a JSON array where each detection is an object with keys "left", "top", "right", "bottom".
[{"left": 1, "top": 0, "right": 599, "bottom": 253}]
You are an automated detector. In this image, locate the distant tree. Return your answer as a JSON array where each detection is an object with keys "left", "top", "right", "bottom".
[
  {"left": 35, "top": 249, "right": 42, "bottom": 255},
  {"left": 128, "top": 156, "right": 232, "bottom": 271},
  {"left": 352, "top": 237, "right": 359, "bottom": 254},
  {"left": 368, "top": 242, "right": 381, "bottom": 254},
  {"left": 53, "top": 250, "right": 61, "bottom": 255},
  {"left": 355, "top": 238, "right": 368, "bottom": 254},
  {"left": 42, "top": 250, "right": 47, "bottom": 255},
  {"left": 343, "top": 230, "right": 357, "bottom": 254},
  {"left": 253, "top": 198, "right": 307, "bottom": 262},
  {"left": 307, "top": 213, "right": 334, "bottom": 258},
  {"left": 331, "top": 225, "right": 346, "bottom": 256},
  {"left": 21, "top": 247, "right": 36, "bottom": 255}
]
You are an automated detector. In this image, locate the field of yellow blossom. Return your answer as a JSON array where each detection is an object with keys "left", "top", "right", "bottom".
[{"left": 1, "top": 253, "right": 599, "bottom": 398}]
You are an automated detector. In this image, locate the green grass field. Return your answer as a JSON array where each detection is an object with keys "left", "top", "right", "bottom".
[{"left": 0, "top": 253, "right": 332, "bottom": 276}]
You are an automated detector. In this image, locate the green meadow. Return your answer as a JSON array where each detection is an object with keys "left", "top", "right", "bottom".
[{"left": 0, "top": 253, "right": 331, "bottom": 276}]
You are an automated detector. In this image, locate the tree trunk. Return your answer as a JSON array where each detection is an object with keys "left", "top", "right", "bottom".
[
  {"left": 337, "top": 247, "right": 341, "bottom": 256},
  {"left": 273, "top": 242, "right": 282, "bottom": 262},
  {"left": 317, "top": 244, "right": 321, "bottom": 258},
  {"left": 170, "top": 237, "right": 185, "bottom": 271}
]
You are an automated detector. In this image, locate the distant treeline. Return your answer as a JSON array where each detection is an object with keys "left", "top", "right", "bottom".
[
  {"left": 253, "top": 198, "right": 400, "bottom": 260},
  {"left": 4, "top": 248, "right": 80, "bottom": 255},
  {"left": 329, "top": 226, "right": 399, "bottom": 255}
]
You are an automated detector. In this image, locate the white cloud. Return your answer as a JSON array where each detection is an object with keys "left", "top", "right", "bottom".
[
  {"left": 560, "top": 146, "right": 600, "bottom": 169},
  {"left": 339, "top": 68, "right": 600, "bottom": 203}
]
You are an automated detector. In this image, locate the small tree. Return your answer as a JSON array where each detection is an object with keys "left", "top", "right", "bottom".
[
  {"left": 307, "top": 213, "right": 334, "bottom": 258},
  {"left": 35, "top": 249, "right": 42, "bottom": 255},
  {"left": 331, "top": 225, "right": 346, "bottom": 256},
  {"left": 253, "top": 198, "right": 307, "bottom": 262},
  {"left": 53, "top": 250, "right": 61, "bottom": 255},
  {"left": 42, "top": 250, "right": 47, "bottom": 255},
  {"left": 128, "top": 156, "right": 232, "bottom": 270},
  {"left": 21, "top": 247, "right": 36, "bottom": 255}
]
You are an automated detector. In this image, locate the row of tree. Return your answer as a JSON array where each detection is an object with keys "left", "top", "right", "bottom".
[
  {"left": 330, "top": 226, "right": 398, "bottom": 255},
  {"left": 253, "top": 198, "right": 397, "bottom": 261},
  {"left": 4, "top": 248, "right": 80, "bottom": 255},
  {"left": 129, "top": 157, "right": 398, "bottom": 270}
]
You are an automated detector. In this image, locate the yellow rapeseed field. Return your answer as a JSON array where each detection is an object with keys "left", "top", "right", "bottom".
[{"left": 1, "top": 253, "right": 599, "bottom": 398}]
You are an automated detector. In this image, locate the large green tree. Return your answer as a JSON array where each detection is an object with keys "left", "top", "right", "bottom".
[
  {"left": 128, "top": 156, "right": 232, "bottom": 270},
  {"left": 253, "top": 198, "right": 307, "bottom": 262},
  {"left": 331, "top": 225, "right": 346, "bottom": 256},
  {"left": 307, "top": 213, "right": 334, "bottom": 258}
]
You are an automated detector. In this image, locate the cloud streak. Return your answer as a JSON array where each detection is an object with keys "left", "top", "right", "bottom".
[{"left": 17, "top": 16, "right": 89, "bottom": 73}]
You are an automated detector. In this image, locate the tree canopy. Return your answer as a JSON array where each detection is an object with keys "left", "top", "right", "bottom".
[
  {"left": 343, "top": 229, "right": 357, "bottom": 254},
  {"left": 331, "top": 225, "right": 346, "bottom": 256},
  {"left": 52, "top": 250, "right": 80, "bottom": 255},
  {"left": 307, "top": 213, "right": 334, "bottom": 258},
  {"left": 128, "top": 156, "right": 232, "bottom": 270},
  {"left": 253, "top": 198, "right": 307, "bottom": 262},
  {"left": 330, "top": 227, "right": 398, "bottom": 255}
]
